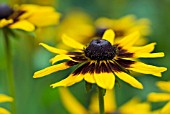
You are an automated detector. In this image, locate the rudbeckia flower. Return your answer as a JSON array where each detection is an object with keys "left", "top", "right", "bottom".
[
  {"left": 0, "top": 94, "right": 13, "bottom": 114},
  {"left": 148, "top": 81, "right": 170, "bottom": 114},
  {"left": 56, "top": 14, "right": 150, "bottom": 48},
  {"left": 95, "top": 15, "right": 151, "bottom": 45},
  {"left": 59, "top": 88, "right": 152, "bottom": 114},
  {"left": 33, "top": 29, "right": 166, "bottom": 89},
  {"left": 0, "top": 4, "right": 60, "bottom": 31}
]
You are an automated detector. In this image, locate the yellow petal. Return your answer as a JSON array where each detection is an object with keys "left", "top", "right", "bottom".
[
  {"left": 117, "top": 31, "right": 140, "bottom": 48},
  {"left": 156, "top": 81, "right": 170, "bottom": 92},
  {"left": 161, "top": 101, "right": 170, "bottom": 114},
  {"left": 9, "top": 20, "right": 35, "bottom": 31},
  {"left": 94, "top": 72, "right": 115, "bottom": 89},
  {"left": 20, "top": 4, "right": 55, "bottom": 12},
  {"left": 104, "top": 90, "right": 117, "bottom": 112},
  {"left": 148, "top": 93, "right": 170, "bottom": 102},
  {"left": 102, "top": 29, "right": 115, "bottom": 45},
  {"left": 27, "top": 12, "right": 60, "bottom": 27},
  {"left": 39, "top": 43, "right": 68, "bottom": 54},
  {"left": 50, "top": 55, "right": 72, "bottom": 64},
  {"left": 33, "top": 62, "right": 71, "bottom": 78},
  {"left": 128, "top": 43, "right": 156, "bottom": 53},
  {"left": 128, "top": 62, "right": 167, "bottom": 77},
  {"left": 84, "top": 73, "right": 95, "bottom": 83},
  {"left": 0, "top": 107, "right": 10, "bottom": 114},
  {"left": 115, "top": 72, "right": 143, "bottom": 89},
  {"left": 62, "top": 34, "right": 85, "bottom": 50},
  {"left": 119, "top": 98, "right": 151, "bottom": 114},
  {"left": 134, "top": 52, "right": 164, "bottom": 58},
  {"left": 0, "top": 94, "right": 13, "bottom": 103},
  {"left": 59, "top": 88, "right": 89, "bottom": 114},
  {"left": 0, "top": 19, "right": 13, "bottom": 28},
  {"left": 50, "top": 74, "right": 84, "bottom": 88}
]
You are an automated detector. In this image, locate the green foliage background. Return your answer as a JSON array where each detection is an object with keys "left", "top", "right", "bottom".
[{"left": 0, "top": 0, "right": 170, "bottom": 114}]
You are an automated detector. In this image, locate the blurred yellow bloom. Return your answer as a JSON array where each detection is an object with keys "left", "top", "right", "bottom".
[
  {"left": 59, "top": 88, "right": 152, "bottom": 114},
  {"left": 95, "top": 15, "right": 151, "bottom": 45},
  {"left": 148, "top": 81, "right": 170, "bottom": 114},
  {"left": 0, "top": 4, "right": 60, "bottom": 31},
  {"left": 0, "top": 94, "right": 13, "bottom": 114},
  {"left": 33, "top": 29, "right": 166, "bottom": 89},
  {"left": 56, "top": 13, "right": 150, "bottom": 48}
]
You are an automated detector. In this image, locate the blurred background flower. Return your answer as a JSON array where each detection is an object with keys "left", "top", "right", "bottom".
[
  {"left": 148, "top": 81, "right": 170, "bottom": 114},
  {"left": 0, "top": 4, "right": 60, "bottom": 31},
  {"left": 59, "top": 88, "right": 153, "bottom": 114},
  {"left": 0, "top": 94, "right": 13, "bottom": 114}
]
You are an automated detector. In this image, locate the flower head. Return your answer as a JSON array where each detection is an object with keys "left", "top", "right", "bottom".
[
  {"left": 33, "top": 29, "right": 166, "bottom": 89},
  {"left": 95, "top": 15, "right": 151, "bottom": 45},
  {"left": 0, "top": 4, "right": 60, "bottom": 31},
  {"left": 148, "top": 81, "right": 170, "bottom": 114},
  {"left": 59, "top": 88, "right": 152, "bottom": 114},
  {"left": 0, "top": 94, "right": 13, "bottom": 114},
  {"left": 56, "top": 14, "right": 151, "bottom": 48}
]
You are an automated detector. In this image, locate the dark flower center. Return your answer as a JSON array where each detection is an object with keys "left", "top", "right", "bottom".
[
  {"left": 0, "top": 4, "right": 14, "bottom": 19},
  {"left": 84, "top": 39, "right": 117, "bottom": 60}
]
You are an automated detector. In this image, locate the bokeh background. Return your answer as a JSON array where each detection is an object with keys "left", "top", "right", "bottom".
[{"left": 0, "top": 0, "right": 170, "bottom": 114}]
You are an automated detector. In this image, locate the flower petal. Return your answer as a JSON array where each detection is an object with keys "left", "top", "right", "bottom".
[
  {"left": 0, "top": 94, "right": 13, "bottom": 103},
  {"left": 148, "top": 93, "right": 170, "bottom": 102},
  {"left": 156, "top": 81, "right": 170, "bottom": 92},
  {"left": 115, "top": 72, "right": 143, "bottom": 89},
  {"left": 0, "top": 107, "right": 10, "bottom": 114},
  {"left": 161, "top": 101, "right": 170, "bottom": 114},
  {"left": 119, "top": 98, "right": 151, "bottom": 114},
  {"left": 128, "top": 62, "right": 167, "bottom": 77},
  {"left": 0, "top": 19, "right": 13, "bottom": 28},
  {"left": 50, "top": 55, "right": 72, "bottom": 64},
  {"left": 104, "top": 90, "right": 117, "bottom": 112},
  {"left": 84, "top": 73, "right": 95, "bottom": 83},
  {"left": 94, "top": 72, "right": 115, "bottom": 89},
  {"left": 33, "top": 62, "right": 71, "bottom": 78},
  {"left": 62, "top": 34, "right": 85, "bottom": 50},
  {"left": 50, "top": 74, "right": 84, "bottom": 88},
  {"left": 59, "top": 88, "right": 89, "bottom": 114},
  {"left": 128, "top": 43, "right": 156, "bottom": 53},
  {"left": 27, "top": 11, "right": 60, "bottom": 27},
  {"left": 9, "top": 20, "right": 35, "bottom": 31},
  {"left": 134, "top": 52, "right": 164, "bottom": 58},
  {"left": 102, "top": 29, "right": 115, "bottom": 45},
  {"left": 39, "top": 43, "right": 68, "bottom": 54},
  {"left": 117, "top": 31, "right": 140, "bottom": 48}
]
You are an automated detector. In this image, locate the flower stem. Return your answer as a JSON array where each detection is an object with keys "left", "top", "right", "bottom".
[
  {"left": 98, "top": 86, "right": 105, "bottom": 114},
  {"left": 3, "top": 28, "right": 16, "bottom": 114}
]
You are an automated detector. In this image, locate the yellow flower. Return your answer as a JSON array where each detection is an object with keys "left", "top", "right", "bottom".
[
  {"left": 33, "top": 29, "right": 166, "bottom": 89},
  {"left": 0, "top": 4, "right": 60, "bottom": 31},
  {"left": 56, "top": 14, "right": 150, "bottom": 48},
  {"left": 59, "top": 88, "right": 152, "bottom": 114},
  {"left": 148, "top": 81, "right": 170, "bottom": 114},
  {"left": 95, "top": 15, "right": 151, "bottom": 45},
  {"left": 0, "top": 94, "right": 13, "bottom": 114}
]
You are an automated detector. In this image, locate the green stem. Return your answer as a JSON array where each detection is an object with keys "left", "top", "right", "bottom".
[
  {"left": 3, "top": 28, "right": 16, "bottom": 114},
  {"left": 98, "top": 86, "right": 105, "bottom": 114}
]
